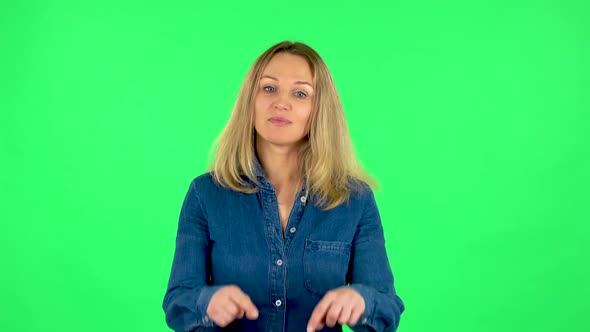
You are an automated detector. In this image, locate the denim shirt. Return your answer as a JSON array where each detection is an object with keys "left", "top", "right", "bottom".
[{"left": 162, "top": 158, "right": 405, "bottom": 332}]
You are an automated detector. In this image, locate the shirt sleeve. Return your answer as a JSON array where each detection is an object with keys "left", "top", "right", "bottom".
[
  {"left": 162, "top": 179, "right": 220, "bottom": 331},
  {"left": 347, "top": 186, "right": 405, "bottom": 332}
]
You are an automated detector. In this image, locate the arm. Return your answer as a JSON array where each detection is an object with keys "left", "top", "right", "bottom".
[
  {"left": 347, "top": 187, "right": 405, "bottom": 332},
  {"left": 162, "top": 179, "right": 222, "bottom": 331}
]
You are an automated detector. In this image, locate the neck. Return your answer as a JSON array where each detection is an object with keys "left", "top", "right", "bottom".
[{"left": 256, "top": 139, "right": 302, "bottom": 195}]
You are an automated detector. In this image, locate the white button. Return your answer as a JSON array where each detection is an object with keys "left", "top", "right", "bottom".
[
  {"left": 362, "top": 317, "right": 368, "bottom": 325},
  {"left": 289, "top": 227, "right": 296, "bottom": 233},
  {"left": 275, "top": 299, "right": 282, "bottom": 306},
  {"left": 276, "top": 259, "right": 283, "bottom": 266},
  {"left": 300, "top": 196, "right": 307, "bottom": 203}
]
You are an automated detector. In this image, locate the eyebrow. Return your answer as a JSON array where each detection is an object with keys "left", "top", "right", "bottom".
[{"left": 261, "top": 75, "right": 313, "bottom": 88}]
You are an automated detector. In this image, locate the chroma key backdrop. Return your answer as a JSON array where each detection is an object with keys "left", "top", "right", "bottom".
[{"left": 1, "top": 1, "right": 588, "bottom": 332}]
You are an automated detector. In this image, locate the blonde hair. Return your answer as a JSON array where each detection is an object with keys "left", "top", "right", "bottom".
[{"left": 208, "top": 40, "right": 378, "bottom": 210}]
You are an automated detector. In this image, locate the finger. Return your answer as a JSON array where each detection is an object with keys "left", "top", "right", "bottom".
[
  {"left": 315, "top": 322, "right": 325, "bottom": 331},
  {"left": 325, "top": 302, "right": 342, "bottom": 328},
  {"left": 307, "top": 320, "right": 325, "bottom": 332},
  {"left": 307, "top": 296, "right": 332, "bottom": 332},
  {"left": 348, "top": 304, "right": 365, "bottom": 327},
  {"left": 207, "top": 304, "right": 227, "bottom": 327},
  {"left": 230, "top": 289, "right": 259, "bottom": 319},
  {"left": 221, "top": 300, "right": 241, "bottom": 320},
  {"left": 214, "top": 310, "right": 234, "bottom": 328},
  {"left": 338, "top": 304, "right": 353, "bottom": 326},
  {"left": 236, "top": 309, "right": 245, "bottom": 319}
]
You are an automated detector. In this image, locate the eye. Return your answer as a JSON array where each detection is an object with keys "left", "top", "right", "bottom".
[
  {"left": 295, "top": 91, "right": 307, "bottom": 98},
  {"left": 263, "top": 85, "right": 275, "bottom": 93}
]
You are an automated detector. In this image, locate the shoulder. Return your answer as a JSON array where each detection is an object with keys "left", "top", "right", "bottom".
[
  {"left": 318, "top": 177, "right": 375, "bottom": 212},
  {"left": 347, "top": 177, "right": 375, "bottom": 202},
  {"left": 187, "top": 171, "right": 252, "bottom": 204},
  {"left": 188, "top": 171, "right": 223, "bottom": 195},
  {"left": 346, "top": 177, "right": 381, "bottom": 216},
  {"left": 191, "top": 171, "right": 215, "bottom": 187}
]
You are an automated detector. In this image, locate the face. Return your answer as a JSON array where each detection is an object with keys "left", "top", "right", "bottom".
[{"left": 254, "top": 52, "right": 314, "bottom": 149}]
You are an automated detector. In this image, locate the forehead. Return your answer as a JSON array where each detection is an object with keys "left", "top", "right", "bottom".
[{"left": 262, "top": 53, "right": 313, "bottom": 81}]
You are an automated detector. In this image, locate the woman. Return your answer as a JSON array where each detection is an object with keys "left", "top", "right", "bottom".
[{"left": 162, "top": 41, "right": 405, "bottom": 332}]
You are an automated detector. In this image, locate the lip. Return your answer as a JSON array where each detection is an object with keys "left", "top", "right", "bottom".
[{"left": 268, "top": 117, "right": 291, "bottom": 126}]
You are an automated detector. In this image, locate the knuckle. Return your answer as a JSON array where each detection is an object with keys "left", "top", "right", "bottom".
[
  {"left": 227, "top": 306, "right": 238, "bottom": 316},
  {"left": 207, "top": 307, "right": 218, "bottom": 317},
  {"left": 327, "top": 311, "right": 339, "bottom": 321}
]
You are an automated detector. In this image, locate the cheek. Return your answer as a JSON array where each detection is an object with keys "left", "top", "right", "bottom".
[
  {"left": 254, "top": 95, "right": 270, "bottom": 113},
  {"left": 296, "top": 104, "right": 313, "bottom": 121},
  {"left": 253, "top": 97, "right": 264, "bottom": 121}
]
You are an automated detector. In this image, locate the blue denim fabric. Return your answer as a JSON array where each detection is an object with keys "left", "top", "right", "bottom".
[{"left": 162, "top": 157, "right": 405, "bottom": 332}]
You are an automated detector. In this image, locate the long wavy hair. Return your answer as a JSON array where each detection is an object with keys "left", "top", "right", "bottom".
[{"left": 208, "top": 40, "right": 378, "bottom": 210}]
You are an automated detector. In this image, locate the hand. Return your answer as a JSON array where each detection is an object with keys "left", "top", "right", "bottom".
[
  {"left": 206, "top": 285, "right": 259, "bottom": 327},
  {"left": 306, "top": 286, "right": 365, "bottom": 332}
]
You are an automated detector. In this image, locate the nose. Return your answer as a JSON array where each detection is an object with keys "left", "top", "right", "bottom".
[{"left": 272, "top": 91, "right": 291, "bottom": 111}]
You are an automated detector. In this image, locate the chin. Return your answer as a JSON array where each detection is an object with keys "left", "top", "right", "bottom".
[
  {"left": 258, "top": 135, "right": 295, "bottom": 146},
  {"left": 256, "top": 130, "right": 306, "bottom": 147},
  {"left": 267, "top": 139, "right": 298, "bottom": 146}
]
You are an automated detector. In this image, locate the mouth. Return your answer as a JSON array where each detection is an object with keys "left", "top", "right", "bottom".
[{"left": 268, "top": 117, "right": 291, "bottom": 126}]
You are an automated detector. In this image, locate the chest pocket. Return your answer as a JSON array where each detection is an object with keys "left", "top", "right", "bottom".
[{"left": 303, "top": 239, "right": 352, "bottom": 297}]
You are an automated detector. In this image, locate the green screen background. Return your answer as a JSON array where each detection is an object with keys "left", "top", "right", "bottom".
[{"left": 1, "top": 1, "right": 588, "bottom": 331}]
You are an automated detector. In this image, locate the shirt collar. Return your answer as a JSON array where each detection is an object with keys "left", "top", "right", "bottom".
[{"left": 252, "top": 153, "right": 307, "bottom": 192}]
